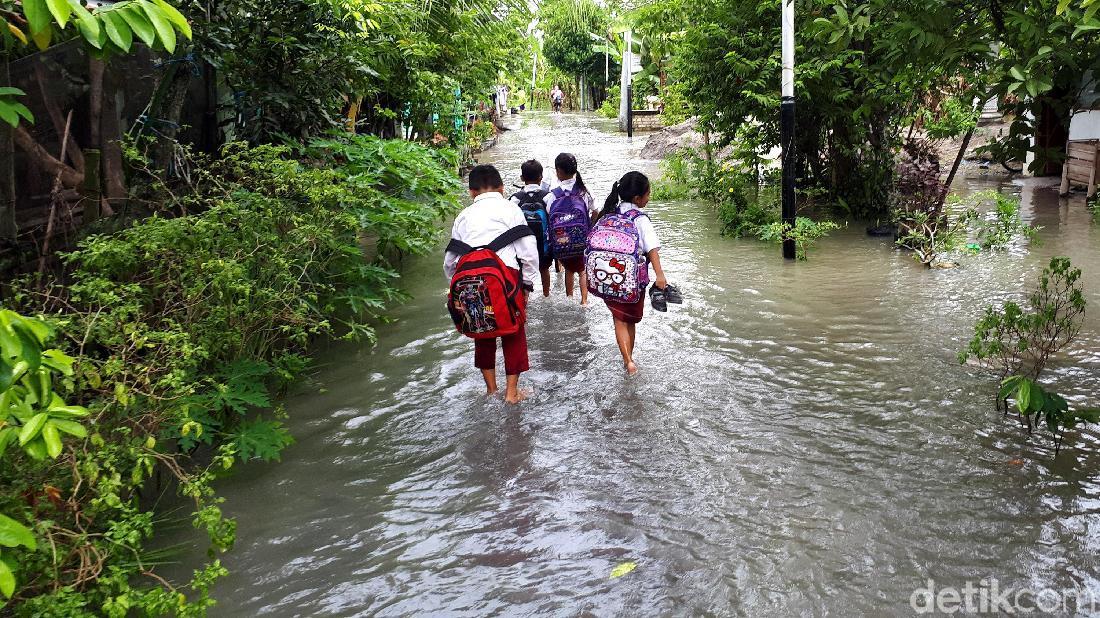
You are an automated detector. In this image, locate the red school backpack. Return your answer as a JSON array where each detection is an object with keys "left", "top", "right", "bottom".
[{"left": 446, "top": 225, "right": 533, "bottom": 339}]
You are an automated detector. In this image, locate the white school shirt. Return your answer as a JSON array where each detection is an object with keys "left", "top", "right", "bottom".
[
  {"left": 444, "top": 191, "right": 540, "bottom": 289},
  {"left": 543, "top": 177, "right": 597, "bottom": 217},
  {"left": 617, "top": 202, "right": 660, "bottom": 255}
]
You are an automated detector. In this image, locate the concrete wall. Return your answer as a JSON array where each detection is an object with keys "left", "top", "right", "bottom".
[{"left": 1069, "top": 110, "right": 1100, "bottom": 140}]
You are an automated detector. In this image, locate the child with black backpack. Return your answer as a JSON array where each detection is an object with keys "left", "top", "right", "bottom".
[
  {"left": 509, "top": 159, "right": 552, "bottom": 297},
  {"left": 588, "top": 171, "right": 680, "bottom": 375},
  {"left": 445, "top": 165, "right": 538, "bottom": 403},
  {"left": 545, "top": 153, "right": 597, "bottom": 306}
]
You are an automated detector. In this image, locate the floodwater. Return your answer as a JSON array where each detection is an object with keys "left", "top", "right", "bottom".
[{"left": 167, "top": 112, "right": 1100, "bottom": 616}]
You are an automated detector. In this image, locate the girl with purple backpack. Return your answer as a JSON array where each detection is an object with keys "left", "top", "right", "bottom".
[
  {"left": 544, "top": 153, "right": 597, "bottom": 305},
  {"left": 593, "top": 171, "right": 679, "bottom": 375}
]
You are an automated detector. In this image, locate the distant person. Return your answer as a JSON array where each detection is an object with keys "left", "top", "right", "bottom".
[
  {"left": 510, "top": 159, "right": 552, "bottom": 297},
  {"left": 590, "top": 171, "right": 679, "bottom": 375},
  {"left": 545, "top": 153, "right": 596, "bottom": 306},
  {"left": 551, "top": 85, "right": 564, "bottom": 113},
  {"left": 444, "top": 165, "right": 538, "bottom": 403}
]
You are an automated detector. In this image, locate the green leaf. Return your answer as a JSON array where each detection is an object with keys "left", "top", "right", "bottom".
[
  {"left": 23, "top": 439, "right": 47, "bottom": 460},
  {"left": 67, "top": 0, "right": 102, "bottom": 47},
  {"left": 22, "top": 0, "right": 52, "bottom": 35},
  {"left": 999, "top": 375, "right": 1022, "bottom": 400},
  {"left": 1076, "top": 408, "right": 1100, "bottom": 423},
  {"left": 10, "top": 323, "right": 41, "bottom": 371},
  {"left": 18, "top": 412, "right": 48, "bottom": 446},
  {"left": 1016, "top": 379, "right": 1032, "bottom": 414},
  {"left": 50, "top": 418, "right": 87, "bottom": 438},
  {"left": 0, "top": 357, "right": 12, "bottom": 392},
  {"left": 0, "top": 428, "right": 15, "bottom": 457},
  {"left": 101, "top": 10, "right": 132, "bottom": 51},
  {"left": 610, "top": 561, "right": 637, "bottom": 578},
  {"left": 45, "top": 0, "right": 72, "bottom": 28},
  {"left": 1057, "top": 0, "right": 1072, "bottom": 13},
  {"left": 41, "top": 350, "right": 74, "bottom": 377},
  {"left": 0, "top": 87, "right": 26, "bottom": 97},
  {"left": 1036, "top": 46, "right": 1053, "bottom": 57},
  {"left": 150, "top": 0, "right": 190, "bottom": 39},
  {"left": 47, "top": 404, "right": 89, "bottom": 418},
  {"left": 139, "top": 1, "right": 175, "bottom": 52},
  {"left": 1009, "top": 65, "right": 1026, "bottom": 82},
  {"left": 42, "top": 421, "right": 62, "bottom": 458},
  {"left": 0, "top": 514, "right": 36, "bottom": 549},
  {"left": 0, "top": 556, "right": 13, "bottom": 598},
  {"left": 119, "top": 5, "right": 155, "bottom": 46}
]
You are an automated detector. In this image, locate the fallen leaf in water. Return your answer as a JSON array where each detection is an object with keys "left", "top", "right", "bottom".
[
  {"left": 610, "top": 561, "right": 637, "bottom": 579},
  {"left": 1008, "top": 459, "right": 1024, "bottom": 466}
]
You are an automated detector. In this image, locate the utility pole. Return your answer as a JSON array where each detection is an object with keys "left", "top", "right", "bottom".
[
  {"left": 619, "top": 29, "right": 632, "bottom": 131},
  {"left": 780, "top": 0, "right": 796, "bottom": 260}
]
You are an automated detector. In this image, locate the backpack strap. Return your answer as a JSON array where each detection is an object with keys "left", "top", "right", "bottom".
[
  {"left": 516, "top": 189, "right": 548, "bottom": 207},
  {"left": 446, "top": 225, "right": 533, "bottom": 256},
  {"left": 624, "top": 208, "right": 649, "bottom": 222},
  {"left": 551, "top": 187, "right": 567, "bottom": 199},
  {"left": 487, "top": 225, "right": 534, "bottom": 251}
]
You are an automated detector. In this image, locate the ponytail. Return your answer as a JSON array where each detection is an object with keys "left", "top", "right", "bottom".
[
  {"left": 599, "top": 171, "right": 651, "bottom": 220},
  {"left": 599, "top": 181, "right": 622, "bottom": 220}
]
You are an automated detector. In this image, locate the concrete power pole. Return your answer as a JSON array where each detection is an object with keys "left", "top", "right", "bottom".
[
  {"left": 780, "top": 0, "right": 796, "bottom": 259},
  {"left": 619, "top": 29, "right": 631, "bottom": 131}
]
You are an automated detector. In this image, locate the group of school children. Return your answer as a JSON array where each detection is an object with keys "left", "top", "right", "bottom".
[{"left": 444, "top": 153, "right": 681, "bottom": 404}]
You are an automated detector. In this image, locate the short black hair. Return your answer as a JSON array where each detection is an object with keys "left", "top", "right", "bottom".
[
  {"left": 468, "top": 165, "right": 504, "bottom": 191},
  {"left": 520, "top": 159, "right": 543, "bottom": 183}
]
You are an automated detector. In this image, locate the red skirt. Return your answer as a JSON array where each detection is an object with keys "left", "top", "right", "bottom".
[{"left": 605, "top": 296, "right": 645, "bottom": 324}]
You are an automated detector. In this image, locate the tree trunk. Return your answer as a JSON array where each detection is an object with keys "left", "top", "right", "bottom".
[
  {"left": 0, "top": 59, "right": 16, "bottom": 240},
  {"left": 12, "top": 126, "right": 83, "bottom": 188},
  {"left": 100, "top": 65, "right": 126, "bottom": 215}
]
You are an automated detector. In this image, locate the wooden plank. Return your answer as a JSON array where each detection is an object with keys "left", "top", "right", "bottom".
[
  {"left": 1066, "top": 161, "right": 1095, "bottom": 181},
  {"left": 1067, "top": 142, "right": 1098, "bottom": 158}
]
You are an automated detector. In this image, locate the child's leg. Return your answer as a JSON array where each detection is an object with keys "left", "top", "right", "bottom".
[
  {"left": 613, "top": 318, "right": 637, "bottom": 374},
  {"left": 540, "top": 267, "right": 551, "bottom": 297},
  {"left": 579, "top": 271, "right": 589, "bottom": 306},
  {"left": 474, "top": 338, "right": 498, "bottom": 395},
  {"left": 627, "top": 323, "right": 637, "bottom": 355},
  {"left": 501, "top": 323, "right": 530, "bottom": 404},
  {"left": 565, "top": 271, "right": 576, "bottom": 297}
]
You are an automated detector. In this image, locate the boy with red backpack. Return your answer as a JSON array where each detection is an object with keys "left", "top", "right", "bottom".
[
  {"left": 445, "top": 165, "right": 538, "bottom": 403},
  {"left": 509, "top": 159, "right": 552, "bottom": 297},
  {"left": 544, "top": 152, "right": 597, "bottom": 306}
]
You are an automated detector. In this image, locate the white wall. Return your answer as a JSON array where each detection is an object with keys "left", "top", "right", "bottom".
[{"left": 1069, "top": 110, "right": 1100, "bottom": 140}]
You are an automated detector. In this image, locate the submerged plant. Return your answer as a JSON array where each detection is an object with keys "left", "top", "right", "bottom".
[
  {"left": 1000, "top": 376, "right": 1100, "bottom": 455},
  {"left": 960, "top": 256, "right": 1087, "bottom": 383},
  {"left": 756, "top": 217, "right": 841, "bottom": 261}
]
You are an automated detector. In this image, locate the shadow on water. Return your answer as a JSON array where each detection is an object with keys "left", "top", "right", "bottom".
[{"left": 159, "top": 112, "right": 1100, "bottom": 616}]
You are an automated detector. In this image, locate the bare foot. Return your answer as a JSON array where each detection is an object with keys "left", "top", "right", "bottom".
[
  {"left": 625, "top": 361, "right": 638, "bottom": 375},
  {"left": 505, "top": 389, "right": 530, "bottom": 404}
]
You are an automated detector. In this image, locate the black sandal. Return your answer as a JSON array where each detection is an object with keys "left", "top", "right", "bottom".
[{"left": 649, "top": 285, "right": 668, "bottom": 312}]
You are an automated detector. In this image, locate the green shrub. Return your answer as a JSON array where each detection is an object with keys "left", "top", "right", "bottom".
[{"left": 3, "top": 137, "right": 460, "bottom": 613}]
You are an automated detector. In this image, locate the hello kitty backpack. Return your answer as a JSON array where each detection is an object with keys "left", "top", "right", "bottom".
[{"left": 585, "top": 209, "right": 650, "bottom": 303}]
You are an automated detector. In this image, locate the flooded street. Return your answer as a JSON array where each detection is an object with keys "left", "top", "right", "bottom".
[{"left": 169, "top": 112, "right": 1100, "bottom": 615}]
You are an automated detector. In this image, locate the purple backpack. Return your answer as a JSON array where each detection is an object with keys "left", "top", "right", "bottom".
[
  {"left": 585, "top": 209, "right": 650, "bottom": 303},
  {"left": 548, "top": 187, "right": 590, "bottom": 259}
]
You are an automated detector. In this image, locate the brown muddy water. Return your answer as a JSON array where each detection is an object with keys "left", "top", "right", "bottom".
[{"left": 164, "top": 112, "right": 1100, "bottom": 616}]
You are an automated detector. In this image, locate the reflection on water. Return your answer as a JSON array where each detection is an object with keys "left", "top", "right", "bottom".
[{"left": 163, "top": 112, "right": 1100, "bottom": 616}]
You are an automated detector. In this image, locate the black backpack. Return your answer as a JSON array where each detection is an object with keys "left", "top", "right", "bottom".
[{"left": 513, "top": 189, "right": 550, "bottom": 260}]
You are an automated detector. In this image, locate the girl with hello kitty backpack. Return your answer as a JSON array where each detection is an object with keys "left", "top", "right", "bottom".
[{"left": 586, "top": 171, "right": 681, "bottom": 375}]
